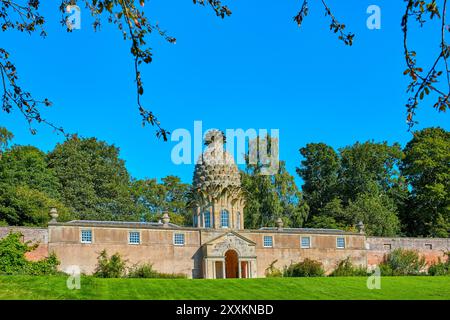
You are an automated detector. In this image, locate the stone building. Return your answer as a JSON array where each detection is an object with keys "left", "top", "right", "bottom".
[{"left": 0, "top": 131, "right": 448, "bottom": 278}]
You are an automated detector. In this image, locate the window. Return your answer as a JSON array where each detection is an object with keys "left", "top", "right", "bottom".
[
  {"left": 204, "top": 211, "right": 211, "bottom": 228},
  {"left": 236, "top": 212, "right": 241, "bottom": 229},
  {"left": 425, "top": 244, "right": 433, "bottom": 250},
  {"left": 301, "top": 236, "right": 311, "bottom": 249},
  {"left": 129, "top": 231, "right": 140, "bottom": 245},
  {"left": 220, "top": 210, "right": 229, "bottom": 228},
  {"left": 193, "top": 214, "right": 198, "bottom": 227},
  {"left": 263, "top": 236, "right": 273, "bottom": 248},
  {"left": 81, "top": 230, "right": 92, "bottom": 243},
  {"left": 336, "top": 237, "right": 345, "bottom": 249},
  {"left": 383, "top": 244, "right": 392, "bottom": 250},
  {"left": 173, "top": 233, "right": 185, "bottom": 246}
]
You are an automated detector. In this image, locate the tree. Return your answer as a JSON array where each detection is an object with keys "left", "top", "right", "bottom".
[
  {"left": 346, "top": 188, "right": 401, "bottom": 237},
  {"left": 401, "top": 127, "right": 450, "bottom": 237},
  {"left": 338, "top": 141, "right": 407, "bottom": 206},
  {"left": 130, "top": 175, "right": 190, "bottom": 225},
  {"left": 0, "top": 185, "right": 71, "bottom": 226},
  {"left": 297, "top": 143, "right": 340, "bottom": 216},
  {"left": 47, "top": 136, "right": 137, "bottom": 221},
  {"left": 0, "top": 145, "right": 61, "bottom": 199},
  {"left": 1, "top": 1, "right": 447, "bottom": 137},
  {"left": 0, "top": 127, "right": 13, "bottom": 157},
  {"left": 242, "top": 157, "right": 309, "bottom": 229},
  {"left": 308, "top": 197, "right": 349, "bottom": 230}
]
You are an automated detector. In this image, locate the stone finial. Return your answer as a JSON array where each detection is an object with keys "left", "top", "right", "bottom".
[
  {"left": 49, "top": 207, "right": 58, "bottom": 223},
  {"left": 162, "top": 212, "right": 170, "bottom": 227},
  {"left": 357, "top": 221, "right": 365, "bottom": 234},
  {"left": 276, "top": 217, "right": 284, "bottom": 231}
]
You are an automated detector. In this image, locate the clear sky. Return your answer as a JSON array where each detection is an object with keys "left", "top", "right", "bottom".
[{"left": 1, "top": 0, "right": 449, "bottom": 184}]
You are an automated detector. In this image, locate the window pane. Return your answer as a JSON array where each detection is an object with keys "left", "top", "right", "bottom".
[
  {"left": 236, "top": 212, "right": 240, "bottom": 229},
  {"left": 204, "top": 211, "right": 211, "bottom": 228},
  {"left": 263, "top": 236, "right": 273, "bottom": 247},
  {"left": 301, "top": 237, "right": 310, "bottom": 248},
  {"left": 174, "top": 233, "right": 185, "bottom": 245},
  {"left": 129, "top": 232, "right": 140, "bottom": 244},
  {"left": 81, "top": 230, "right": 92, "bottom": 243},
  {"left": 221, "top": 210, "right": 229, "bottom": 228},
  {"left": 337, "top": 237, "right": 345, "bottom": 248},
  {"left": 193, "top": 214, "right": 198, "bottom": 227}
]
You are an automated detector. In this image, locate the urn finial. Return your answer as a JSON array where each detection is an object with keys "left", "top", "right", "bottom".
[
  {"left": 49, "top": 207, "right": 58, "bottom": 223},
  {"left": 357, "top": 221, "right": 365, "bottom": 234},
  {"left": 162, "top": 212, "right": 170, "bottom": 227},
  {"left": 276, "top": 217, "right": 284, "bottom": 231}
]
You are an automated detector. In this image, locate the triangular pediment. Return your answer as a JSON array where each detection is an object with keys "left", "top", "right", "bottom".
[{"left": 204, "top": 231, "right": 256, "bottom": 246}]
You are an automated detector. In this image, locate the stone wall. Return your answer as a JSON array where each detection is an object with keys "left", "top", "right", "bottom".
[
  {"left": 48, "top": 225, "right": 203, "bottom": 277},
  {"left": 243, "top": 231, "right": 367, "bottom": 276},
  {"left": 366, "top": 237, "right": 450, "bottom": 268},
  {"left": 0, "top": 227, "right": 49, "bottom": 261},
  {"left": 48, "top": 223, "right": 367, "bottom": 277}
]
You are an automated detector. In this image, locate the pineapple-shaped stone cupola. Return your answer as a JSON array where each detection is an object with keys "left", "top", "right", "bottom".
[{"left": 190, "top": 130, "right": 245, "bottom": 229}]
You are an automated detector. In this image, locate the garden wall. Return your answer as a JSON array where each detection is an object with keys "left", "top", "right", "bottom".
[
  {"left": 0, "top": 227, "right": 49, "bottom": 261},
  {"left": 366, "top": 237, "right": 450, "bottom": 268}
]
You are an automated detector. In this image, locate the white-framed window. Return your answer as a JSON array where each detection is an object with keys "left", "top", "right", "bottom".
[
  {"left": 81, "top": 229, "right": 92, "bottom": 244},
  {"left": 204, "top": 211, "right": 211, "bottom": 228},
  {"left": 128, "top": 231, "right": 140, "bottom": 245},
  {"left": 336, "top": 237, "right": 346, "bottom": 249},
  {"left": 263, "top": 235, "right": 273, "bottom": 248},
  {"left": 301, "top": 236, "right": 311, "bottom": 249},
  {"left": 173, "top": 233, "right": 185, "bottom": 246},
  {"left": 220, "top": 210, "right": 229, "bottom": 228}
]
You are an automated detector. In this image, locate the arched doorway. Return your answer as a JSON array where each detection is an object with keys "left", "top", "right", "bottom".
[{"left": 224, "top": 250, "right": 239, "bottom": 278}]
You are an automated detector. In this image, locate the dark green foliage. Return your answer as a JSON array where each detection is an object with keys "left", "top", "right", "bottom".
[
  {"left": 0, "top": 144, "right": 71, "bottom": 226},
  {"left": 299, "top": 141, "right": 408, "bottom": 236},
  {"left": 428, "top": 252, "right": 450, "bottom": 276},
  {"left": 0, "top": 185, "right": 71, "bottom": 226},
  {"left": 242, "top": 136, "right": 309, "bottom": 229},
  {"left": 93, "top": 250, "right": 127, "bottom": 278},
  {"left": 338, "top": 141, "right": 406, "bottom": 204},
  {"left": 0, "top": 232, "right": 59, "bottom": 275},
  {"left": 329, "top": 257, "right": 368, "bottom": 277},
  {"left": 0, "top": 146, "right": 61, "bottom": 198},
  {"left": 283, "top": 258, "right": 325, "bottom": 277},
  {"left": 401, "top": 127, "right": 450, "bottom": 237},
  {"left": 379, "top": 248, "right": 426, "bottom": 276},
  {"left": 297, "top": 143, "right": 340, "bottom": 216},
  {"left": 127, "top": 263, "right": 186, "bottom": 279},
  {"left": 130, "top": 176, "right": 190, "bottom": 225},
  {"left": 23, "top": 253, "right": 60, "bottom": 276},
  {"left": 48, "top": 137, "right": 138, "bottom": 221},
  {"left": 345, "top": 187, "right": 400, "bottom": 236}
]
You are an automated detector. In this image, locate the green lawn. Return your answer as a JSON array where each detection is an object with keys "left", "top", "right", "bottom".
[{"left": 0, "top": 276, "right": 449, "bottom": 300}]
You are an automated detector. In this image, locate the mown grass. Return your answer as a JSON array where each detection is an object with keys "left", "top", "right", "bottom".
[{"left": 0, "top": 276, "right": 448, "bottom": 300}]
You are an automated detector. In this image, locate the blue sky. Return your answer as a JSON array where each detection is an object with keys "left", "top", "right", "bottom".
[{"left": 1, "top": 0, "right": 449, "bottom": 184}]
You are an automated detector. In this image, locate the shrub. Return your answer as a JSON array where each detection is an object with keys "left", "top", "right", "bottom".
[
  {"left": 428, "top": 252, "right": 450, "bottom": 276},
  {"left": 329, "top": 257, "right": 368, "bottom": 277},
  {"left": 379, "top": 248, "right": 426, "bottom": 276},
  {"left": 0, "top": 232, "right": 60, "bottom": 275},
  {"left": 24, "top": 252, "right": 60, "bottom": 275},
  {"left": 94, "top": 250, "right": 127, "bottom": 278},
  {"left": 127, "top": 263, "right": 186, "bottom": 279},
  {"left": 283, "top": 258, "right": 325, "bottom": 277},
  {"left": 265, "top": 260, "right": 283, "bottom": 278},
  {"left": 127, "top": 263, "right": 158, "bottom": 278}
]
